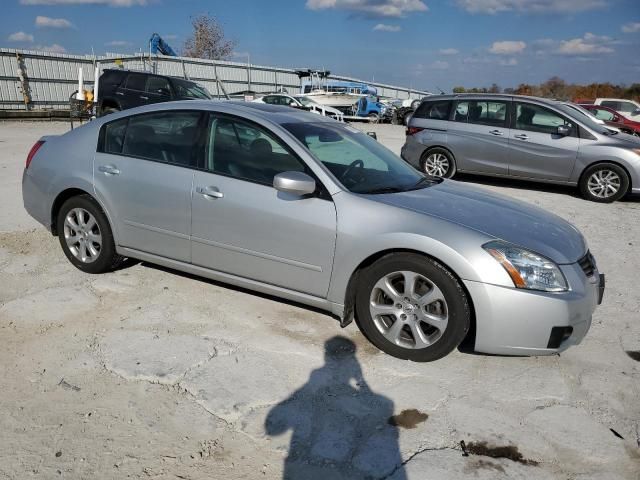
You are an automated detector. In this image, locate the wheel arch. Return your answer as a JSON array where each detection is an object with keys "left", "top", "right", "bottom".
[
  {"left": 51, "top": 188, "right": 113, "bottom": 236},
  {"left": 342, "top": 247, "right": 477, "bottom": 351},
  {"left": 579, "top": 160, "right": 634, "bottom": 193}
]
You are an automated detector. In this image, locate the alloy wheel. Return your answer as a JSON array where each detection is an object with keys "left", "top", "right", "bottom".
[
  {"left": 424, "top": 153, "right": 450, "bottom": 177},
  {"left": 369, "top": 270, "right": 448, "bottom": 349},
  {"left": 63, "top": 207, "right": 102, "bottom": 263},
  {"left": 587, "top": 169, "right": 621, "bottom": 199}
]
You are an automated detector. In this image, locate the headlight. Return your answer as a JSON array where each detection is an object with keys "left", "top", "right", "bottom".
[{"left": 483, "top": 241, "right": 568, "bottom": 292}]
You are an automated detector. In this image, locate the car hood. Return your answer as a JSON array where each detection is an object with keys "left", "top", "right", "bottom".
[{"left": 369, "top": 181, "right": 587, "bottom": 264}]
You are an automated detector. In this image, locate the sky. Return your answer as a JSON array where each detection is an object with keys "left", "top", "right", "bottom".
[{"left": 2, "top": 0, "right": 640, "bottom": 92}]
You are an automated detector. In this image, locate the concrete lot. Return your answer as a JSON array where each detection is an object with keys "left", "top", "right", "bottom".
[{"left": 1, "top": 120, "right": 639, "bottom": 479}]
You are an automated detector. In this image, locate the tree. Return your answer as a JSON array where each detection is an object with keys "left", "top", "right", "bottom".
[
  {"left": 183, "top": 14, "right": 235, "bottom": 60},
  {"left": 452, "top": 86, "right": 466, "bottom": 93},
  {"left": 488, "top": 83, "right": 501, "bottom": 93},
  {"left": 540, "top": 76, "right": 568, "bottom": 100}
]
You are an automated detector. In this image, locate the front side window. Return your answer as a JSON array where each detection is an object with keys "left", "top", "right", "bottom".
[
  {"left": 206, "top": 115, "right": 306, "bottom": 185},
  {"left": 171, "top": 79, "right": 211, "bottom": 99},
  {"left": 413, "top": 100, "right": 452, "bottom": 121},
  {"left": 616, "top": 101, "right": 638, "bottom": 114},
  {"left": 593, "top": 108, "right": 615, "bottom": 121},
  {"left": 454, "top": 100, "right": 508, "bottom": 127},
  {"left": 125, "top": 73, "right": 146, "bottom": 91},
  {"left": 120, "top": 111, "right": 202, "bottom": 167},
  {"left": 514, "top": 103, "right": 573, "bottom": 135},
  {"left": 600, "top": 101, "right": 622, "bottom": 111},
  {"left": 284, "top": 122, "right": 436, "bottom": 194},
  {"left": 146, "top": 76, "right": 171, "bottom": 95}
]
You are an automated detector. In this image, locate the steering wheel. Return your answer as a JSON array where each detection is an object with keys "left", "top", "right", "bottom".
[{"left": 340, "top": 159, "right": 364, "bottom": 183}]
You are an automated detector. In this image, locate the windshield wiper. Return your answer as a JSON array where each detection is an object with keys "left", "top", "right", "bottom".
[{"left": 361, "top": 186, "right": 405, "bottom": 194}]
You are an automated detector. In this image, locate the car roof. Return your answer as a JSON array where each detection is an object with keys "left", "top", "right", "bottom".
[
  {"left": 102, "top": 68, "right": 197, "bottom": 83},
  {"left": 421, "top": 93, "right": 566, "bottom": 107}
]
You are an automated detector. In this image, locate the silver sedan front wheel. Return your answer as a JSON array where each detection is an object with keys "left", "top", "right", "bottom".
[
  {"left": 64, "top": 208, "right": 102, "bottom": 263},
  {"left": 369, "top": 270, "right": 448, "bottom": 349}
]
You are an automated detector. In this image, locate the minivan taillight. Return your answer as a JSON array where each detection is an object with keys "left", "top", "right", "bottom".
[
  {"left": 26, "top": 140, "right": 45, "bottom": 169},
  {"left": 406, "top": 126, "right": 424, "bottom": 136}
]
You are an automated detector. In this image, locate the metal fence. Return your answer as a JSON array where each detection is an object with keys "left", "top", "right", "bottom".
[{"left": 0, "top": 48, "right": 429, "bottom": 111}]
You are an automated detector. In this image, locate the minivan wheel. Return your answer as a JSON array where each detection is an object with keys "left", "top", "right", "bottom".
[
  {"left": 422, "top": 148, "right": 456, "bottom": 178},
  {"left": 355, "top": 253, "right": 470, "bottom": 362},
  {"left": 56, "top": 195, "right": 123, "bottom": 274},
  {"left": 579, "top": 163, "right": 629, "bottom": 203}
]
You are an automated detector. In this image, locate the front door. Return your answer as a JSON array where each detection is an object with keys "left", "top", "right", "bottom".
[
  {"left": 508, "top": 102, "right": 579, "bottom": 181},
  {"left": 191, "top": 114, "right": 337, "bottom": 297},
  {"left": 93, "top": 110, "right": 204, "bottom": 262}
]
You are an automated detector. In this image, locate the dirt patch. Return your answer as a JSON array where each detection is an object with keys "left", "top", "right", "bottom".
[
  {"left": 464, "top": 458, "right": 505, "bottom": 474},
  {"left": 388, "top": 409, "right": 428, "bottom": 429},
  {"left": 464, "top": 441, "right": 538, "bottom": 466},
  {"left": 0, "top": 229, "right": 52, "bottom": 255},
  {"left": 625, "top": 351, "right": 640, "bottom": 362}
]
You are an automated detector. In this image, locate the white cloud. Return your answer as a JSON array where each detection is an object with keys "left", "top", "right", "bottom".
[
  {"left": 34, "top": 43, "right": 67, "bottom": 53},
  {"left": 35, "top": 15, "right": 73, "bottom": 28},
  {"left": 456, "top": 0, "right": 606, "bottom": 14},
  {"left": 105, "top": 40, "right": 131, "bottom": 46},
  {"left": 373, "top": 23, "right": 401, "bottom": 31},
  {"left": 306, "top": 0, "right": 428, "bottom": 18},
  {"left": 21, "top": 0, "right": 146, "bottom": 6},
  {"left": 489, "top": 40, "right": 526, "bottom": 54},
  {"left": 439, "top": 48, "right": 459, "bottom": 55},
  {"left": 8, "top": 31, "right": 34, "bottom": 42},
  {"left": 622, "top": 22, "right": 640, "bottom": 33},
  {"left": 557, "top": 35, "right": 614, "bottom": 55},
  {"left": 430, "top": 60, "right": 449, "bottom": 70}
]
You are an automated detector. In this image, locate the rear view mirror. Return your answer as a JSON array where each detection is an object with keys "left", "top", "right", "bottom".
[
  {"left": 318, "top": 130, "right": 342, "bottom": 143},
  {"left": 273, "top": 171, "right": 316, "bottom": 196},
  {"left": 557, "top": 125, "right": 571, "bottom": 136}
]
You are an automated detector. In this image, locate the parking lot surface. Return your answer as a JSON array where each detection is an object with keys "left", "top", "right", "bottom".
[{"left": 1, "top": 121, "right": 639, "bottom": 479}]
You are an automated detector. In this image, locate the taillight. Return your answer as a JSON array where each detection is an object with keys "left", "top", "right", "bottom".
[
  {"left": 26, "top": 140, "right": 45, "bottom": 169},
  {"left": 406, "top": 126, "right": 424, "bottom": 136}
]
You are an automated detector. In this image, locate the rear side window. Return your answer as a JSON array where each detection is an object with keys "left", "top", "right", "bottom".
[
  {"left": 413, "top": 100, "right": 451, "bottom": 121},
  {"left": 100, "top": 117, "right": 128, "bottom": 154},
  {"left": 454, "top": 100, "right": 508, "bottom": 127},
  {"left": 116, "top": 111, "right": 203, "bottom": 167},
  {"left": 125, "top": 73, "right": 146, "bottom": 91}
]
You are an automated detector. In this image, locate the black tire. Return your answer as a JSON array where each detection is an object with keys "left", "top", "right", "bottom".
[
  {"left": 101, "top": 106, "right": 119, "bottom": 116},
  {"left": 368, "top": 112, "right": 379, "bottom": 124},
  {"left": 421, "top": 147, "right": 457, "bottom": 179},
  {"left": 56, "top": 195, "right": 123, "bottom": 274},
  {"left": 579, "top": 163, "right": 629, "bottom": 203},
  {"left": 355, "top": 253, "right": 470, "bottom": 362}
]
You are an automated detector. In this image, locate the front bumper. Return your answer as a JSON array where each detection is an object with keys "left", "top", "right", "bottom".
[{"left": 464, "top": 263, "right": 603, "bottom": 356}]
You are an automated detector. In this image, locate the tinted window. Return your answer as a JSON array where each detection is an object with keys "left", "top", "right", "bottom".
[
  {"left": 100, "top": 70, "right": 125, "bottom": 87},
  {"left": 171, "top": 79, "right": 211, "bottom": 99},
  {"left": 125, "top": 73, "right": 146, "bottom": 91},
  {"left": 121, "top": 111, "right": 202, "bottom": 167},
  {"left": 514, "top": 103, "right": 573, "bottom": 135},
  {"left": 205, "top": 116, "right": 306, "bottom": 185},
  {"left": 413, "top": 100, "right": 451, "bottom": 121},
  {"left": 100, "top": 117, "right": 128, "bottom": 154},
  {"left": 146, "top": 76, "right": 171, "bottom": 95},
  {"left": 454, "top": 100, "right": 508, "bottom": 127},
  {"left": 262, "top": 96, "right": 277, "bottom": 104}
]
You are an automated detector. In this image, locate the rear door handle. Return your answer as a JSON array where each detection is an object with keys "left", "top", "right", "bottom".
[
  {"left": 514, "top": 134, "right": 529, "bottom": 140},
  {"left": 98, "top": 165, "right": 120, "bottom": 175},
  {"left": 489, "top": 130, "right": 503, "bottom": 136},
  {"left": 196, "top": 186, "right": 224, "bottom": 199}
]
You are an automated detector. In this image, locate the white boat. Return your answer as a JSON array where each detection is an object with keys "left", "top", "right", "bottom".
[{"left": 295, "top": 70, "right": 376, "bottom": 113}]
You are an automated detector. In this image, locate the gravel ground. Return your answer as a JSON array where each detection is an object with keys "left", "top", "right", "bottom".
[{"left": 1, "top": 120, "right": 639, "bottom": 480}]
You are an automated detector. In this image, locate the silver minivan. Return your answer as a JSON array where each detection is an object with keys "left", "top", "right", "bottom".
[{"left": 401, "top": 94, "right": 640, "bottom": 202}]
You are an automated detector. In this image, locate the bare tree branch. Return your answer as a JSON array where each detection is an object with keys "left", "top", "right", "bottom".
[{"left": 183, "top": 14, "right": 235, "bottom": 60}]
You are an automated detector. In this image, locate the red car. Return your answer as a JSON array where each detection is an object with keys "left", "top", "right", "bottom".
[{"left": 579, "top": 104, "right": 640, "bottom": 136}]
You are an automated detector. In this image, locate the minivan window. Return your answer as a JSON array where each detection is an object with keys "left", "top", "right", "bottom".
[
  {"left": 121, "top": 111, "right": 202, "bottom": 167},
  {"left": 125, "top": 73, "right": 146, "bottom": 91},
  {"left": 454, "top": 100, "right": 508, "bottom": 127},
  {"left": 514, "top": 103, "right": 574, "bottom": 135},
  {"left": 206, "top": 115, "right": 306, "bottom": 185},
  {"left": 413, "top": 100, "right": 451, "bottom": 121}
]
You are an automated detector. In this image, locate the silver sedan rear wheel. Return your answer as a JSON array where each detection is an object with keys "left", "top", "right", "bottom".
[
  {"left": 369, "top": 270, "right": 448, "bottom": 349},
  {"left": 63, "top": 207, "right": 102, "bottom": 263},
  {"left": 587, "top": 169, "right": 621, "bottom": 199}
]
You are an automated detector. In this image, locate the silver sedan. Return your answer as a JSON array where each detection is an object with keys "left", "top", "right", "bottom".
[{"left": 22, "top": 101, "right": 604, "bottom": 361}]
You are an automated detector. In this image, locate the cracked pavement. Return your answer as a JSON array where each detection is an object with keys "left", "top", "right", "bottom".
[{"left": 1, "top": 122, "right": 639, "bottom": 479}]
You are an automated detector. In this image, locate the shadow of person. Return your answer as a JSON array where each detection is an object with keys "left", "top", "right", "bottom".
[{"left": 265, "top": 336, "right": 407, "bottom": 480}]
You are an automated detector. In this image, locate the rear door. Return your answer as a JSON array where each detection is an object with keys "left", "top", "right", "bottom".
[
  {"left": 94, "top": 110, "right": 204, "bottom": 262},
  {"left": 116, "top": 73, "right": 148, "bottom": 109},
  {"left": 507, "top": 102, "right": 579, "bottom": 181},
  {"left": 446, "top": 99, "right": 510, "bottom": 174}
]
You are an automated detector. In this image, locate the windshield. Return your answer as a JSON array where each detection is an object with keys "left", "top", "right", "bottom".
[
  {"left": 283, "top": 122, "right": 436, "bottom": 194},
  {"left": 171, "top": 79, "right": 211, "bottom": 99},
  {"left": 556, "top": 103, "right": 611, "bottom": 135}
]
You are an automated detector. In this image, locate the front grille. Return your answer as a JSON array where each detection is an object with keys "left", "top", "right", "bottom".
[{"left": 578, "top": 251, "right": 596, "bottom": 277}]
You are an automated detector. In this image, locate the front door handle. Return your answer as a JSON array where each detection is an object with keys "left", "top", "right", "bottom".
[
  {"left": 98, "top": 165, "right": 120, "bottom": 175},
  {"left": 514, "top": 134, "right": 529, "bottom": 140},
  {"left": 140, "top": 96, "right": 149, "bottom": 100},
  {"left": 489, "top": 130, "right": 503, "bottom": 136},
  {"left": 196, "top": 186, "right": 224, "bottom": 199},
  {"left": 115, "top": 91, "right": 124, "bottom": 96}
]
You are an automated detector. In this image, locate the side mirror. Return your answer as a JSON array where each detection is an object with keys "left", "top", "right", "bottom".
[
  {"left": 289, "top": 100, "right": 299, "bottom": 108},
  {"left": 557, "top": 125, "right": 571, "bottom": 136},
  {"left": 273, "top": 171, "right": 316, "bottom": 196},
  {"left": 157, "top": 87, "right": 170, "bottom": 97},
  {"left": 366, "top": 132, "right": 378, "bottom": 140},
  {"left": 612, "top": 115, "right": 620, "bottom": 122}
]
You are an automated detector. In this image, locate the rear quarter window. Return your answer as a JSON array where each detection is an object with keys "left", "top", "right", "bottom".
[
  {"left": 98, "top": 117, "right": 128, "bottom": 154},
  {"left": 413, "top": 100, "right": 452, "bottom": 121}
]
